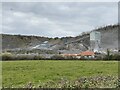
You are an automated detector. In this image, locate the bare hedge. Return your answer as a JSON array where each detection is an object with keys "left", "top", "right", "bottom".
[{"left": 1, "top": 53, "right": 44, "bottom": 61}]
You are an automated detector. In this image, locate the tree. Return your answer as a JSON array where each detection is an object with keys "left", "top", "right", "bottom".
[
  {"left": 107, "top": 49, "right": 110, "bottom": 60},
  {"left": 54, "top": 37, "right": 59, "bottom": 40}
]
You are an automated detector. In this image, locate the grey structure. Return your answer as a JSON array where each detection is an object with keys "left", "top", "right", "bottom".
[{"left": 90, "top": 31, "right": 101, "bottom": 52}]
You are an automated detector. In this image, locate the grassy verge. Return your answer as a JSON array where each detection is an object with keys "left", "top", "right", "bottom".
[{"left": 2, "top": 60, "right": 118, "bottom": 88}]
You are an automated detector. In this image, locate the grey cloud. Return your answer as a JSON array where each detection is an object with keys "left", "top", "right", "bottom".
[{"left": 2, "top": 2, "right": 118, "bottom": 37}]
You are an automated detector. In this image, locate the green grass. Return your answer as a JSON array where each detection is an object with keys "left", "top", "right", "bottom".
[{"left": 2, "top": 60, "right": 118, "bottom": 88}]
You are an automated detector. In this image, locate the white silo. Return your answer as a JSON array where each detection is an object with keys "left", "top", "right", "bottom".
[{"left": 90, "top": 31, "right": 101, "bottom": 52}]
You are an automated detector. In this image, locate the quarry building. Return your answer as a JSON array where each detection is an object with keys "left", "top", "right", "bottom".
[{"left": 90, "top": 31, "right": 101, "bottom": 52}]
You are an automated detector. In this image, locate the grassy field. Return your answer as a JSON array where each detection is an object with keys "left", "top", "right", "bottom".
[{"left": 2, "top": 60, "right": 118, "bottom": 88}]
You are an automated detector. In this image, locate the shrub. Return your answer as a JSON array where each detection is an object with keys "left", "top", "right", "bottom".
[
  {"left": 64, "top": 56, "right": 78, "bottom": 60},
  {"left": 110, "top": 54, "right": 120, "bottom": 60},
  {"left": 1, "top": 53, "right": 44, "bottom": 60},
  {"left": 2, "top": 53, "right": 13, "bottom": 60},
  {"left": 33, "top": 55, "right": 44, "bottom": 60},
  {"left": 16, "top": 55, "right": 31, "bottom": 60},
  {"left": 103, "top": 54, "right": 120, "bottom": 60},
  {"left": 50, "top": 55, "right": 65, "bottom": 60}
]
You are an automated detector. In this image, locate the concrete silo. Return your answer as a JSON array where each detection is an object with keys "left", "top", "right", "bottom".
[{"left": 90, "top": 31, "right": 101, "bottom": 52}]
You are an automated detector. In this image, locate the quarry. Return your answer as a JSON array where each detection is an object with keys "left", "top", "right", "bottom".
[{"left": 1, "top": 24, "right": 119, "bottom": 59}]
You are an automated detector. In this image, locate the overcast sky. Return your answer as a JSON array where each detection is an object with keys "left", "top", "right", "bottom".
[{"left": 2, "top": 2, "right": 118, "bottom": 37}]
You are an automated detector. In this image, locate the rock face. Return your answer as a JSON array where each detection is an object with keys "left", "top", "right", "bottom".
[
  {"left": 96, "top": 25, "right": 118, "bottom": 51},
  {"left": 2, "top": 34, "right": 50, "bottom": 50},
  {"left": 1, "top": 24, "right": 119, "bottom": 54}
]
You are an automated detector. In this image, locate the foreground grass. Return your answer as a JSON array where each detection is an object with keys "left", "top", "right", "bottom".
[{"left": 2, "top": 60, "right": 118, "bottom": 88}]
